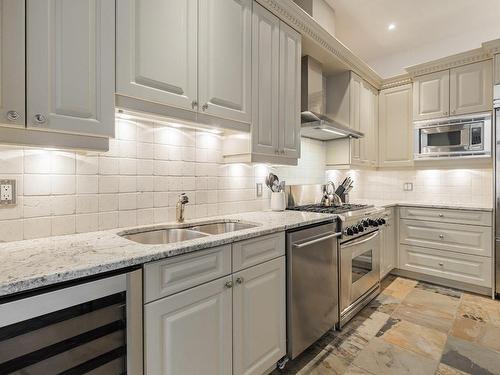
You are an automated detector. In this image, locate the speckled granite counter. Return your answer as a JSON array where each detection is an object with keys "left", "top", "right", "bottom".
[
  {"left": 349, "top": 199, "right": 493, "bottom": 212},
  {"left": 0, "top": 211, "right": 336, "bottom": 297}
]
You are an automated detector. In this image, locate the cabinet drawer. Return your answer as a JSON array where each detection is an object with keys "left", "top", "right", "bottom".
[
  {"left": 232, "top": 232, "right": 285, "bottom": 272},
  {"left": 399, "top": 244, "right": 492, "bottom": 288},
  {"left": 400, "top": 219, "right": 492, "bottom": 257},
  {"left": 400, "top": 207, "right": 492, "bottom": 226},
  {"left": 144, "top": 245, "right": 231, "bottom": 303}
]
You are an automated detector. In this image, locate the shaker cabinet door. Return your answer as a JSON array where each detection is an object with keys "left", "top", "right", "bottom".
[
  {"left": 198, "top": 0, "right": 252, "bottom": 124},
  {"left": 450, "top": 60, "right": 492, "bottom": 116},
  {"left": 145, "top": 276, "right": 233, "bottom": 375},
  {"left": 251, "top": 2, "right": 280, "bottom": 156},
  {"left": 233, "top": 258, "right": 286, "bottom": 375},
  {"left": 116, "top": 0, "right": 198, "bottom": 111},
  {"left": 0, "top": 0, "right": 25, "bottom": 128},
  {"left": 413, "top": 70, "right": 449, "bottom": 121},
  {"left": 279, "top": 21, "right": 301, "bottom": 159},
  {"left": 27, "top": 0, "right": 115, "bottom": 137}
]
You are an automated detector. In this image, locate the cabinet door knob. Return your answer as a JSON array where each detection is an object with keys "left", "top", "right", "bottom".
[
  {"left": 33, "top": 114, "right": 47, "bottom": 125},
  {"left": 439, "top": 234, "right": 444, "bottom": 239},
  {"left": 201, "top": 103, "right": 208, "bottom": 111},
  {"left": 452, "top": 110, "right": 456, "bottom": 115},
  {"left": 438, "top": 214, "right": 444, "bottom": 217},
  {"left": 191, "top": 100, "right": 198, "bottom": 109},
  {"left": 224, "top": 281, "right": 233, "bottom": 289},
  {"left": 6, "top": 110, "right": 20, "bottom": 121},
  {"left": 236, "top": 277, "right": 244, "bottom": 285},
  {"left": 444, "top": 111, "right": 448, "bottom": 115},
  {"left": 438, "top": 262, "right": 444, "bottom": 266}
]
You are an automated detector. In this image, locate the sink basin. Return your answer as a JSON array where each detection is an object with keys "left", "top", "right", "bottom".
[
  {"left": 122, "top": 228, "right": 208, "bottom": 245},
  {"left": 189, "top": 221, "right": 259, "bottom": 235}
]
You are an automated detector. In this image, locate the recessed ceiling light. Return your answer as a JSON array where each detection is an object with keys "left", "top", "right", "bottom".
[{"left": 388, "top": 23, "right": 396, "bottom": 31}]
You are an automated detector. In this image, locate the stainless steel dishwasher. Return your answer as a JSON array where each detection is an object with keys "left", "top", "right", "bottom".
[{"left": 286, "top": 221, "right": 340, "bottom": 360}]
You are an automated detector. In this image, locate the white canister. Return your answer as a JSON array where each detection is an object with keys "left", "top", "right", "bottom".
[{"left": 270, "top": 191, "right": 286, "bottom": 211}]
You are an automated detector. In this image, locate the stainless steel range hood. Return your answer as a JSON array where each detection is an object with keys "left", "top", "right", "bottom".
[{"left": 301, "top": 56, "right": 363, "bottom": 140}]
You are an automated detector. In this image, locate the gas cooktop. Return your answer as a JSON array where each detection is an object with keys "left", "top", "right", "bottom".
[{"left": 287, "top": 203, "right": 369, "bottom": 214}]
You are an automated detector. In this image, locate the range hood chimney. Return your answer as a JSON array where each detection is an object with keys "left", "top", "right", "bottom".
[{"left": 301, "top": 56, "right": 363, "bottom": 140}]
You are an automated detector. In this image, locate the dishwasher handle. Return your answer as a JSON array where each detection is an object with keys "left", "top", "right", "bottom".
[{"left": 292, "top": 232, "right": 341, "bottom": 248}]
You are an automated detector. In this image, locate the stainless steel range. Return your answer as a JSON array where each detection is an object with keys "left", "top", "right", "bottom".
[{"left": 286, "top": 184, "right": 385, "bottom": 331}]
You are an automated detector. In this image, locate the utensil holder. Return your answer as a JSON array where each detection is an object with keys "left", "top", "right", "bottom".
[{"left": 270, "top": 191, "right": 286, "bottom": 211}]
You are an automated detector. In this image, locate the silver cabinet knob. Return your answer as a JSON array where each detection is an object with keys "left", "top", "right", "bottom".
[
  {"left": 201, "top": 103, "right": 208, "bottom": 111},
  {"left": 33, "top": 114, "right": 47, "bottom": 125},
  {"left": 439, "top": 234, "right": 444, "bottom": 239},
  {"left": 224, "top": 281, "right": 233, "bottom": 289},
  {"left": 438, "top": 214, "right": 444, "bottom": 217},
  {"left": 438, "top": 262, "right": 444, "bottom": 266},
  {"left": 236, "top": 277, "right": 244, "bottom": 285},
  {"left": 6, "top": 110, "right": 20, "bottom": 121},
  {"left": 191, "top": 100, "right": 198, "bottom": 109}
]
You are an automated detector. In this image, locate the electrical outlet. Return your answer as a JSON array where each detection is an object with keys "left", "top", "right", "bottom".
[
  {"left": 403, "top": 182, "right": 413, "bottom": 191},
  {"left": 0, "top": 179, "right": 16, "bottom": 206}
]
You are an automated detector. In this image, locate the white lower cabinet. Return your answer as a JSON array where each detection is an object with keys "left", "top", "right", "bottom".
[
  {"left": 145, "top": 276, "right": 233, "bottom": 375},
  {"left": 380, "top": 208, "right": 396, "bottom": 279},
  {"left": 233, "top": 257, "right": 286, "bottom": 375},
  {"left": 144, "top": 234, "right": 286, "bottom": 375}
]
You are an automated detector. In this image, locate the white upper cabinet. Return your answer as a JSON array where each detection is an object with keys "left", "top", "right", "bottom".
[
  {"left": 27, "top": 0, "right": 115, "bottom": 137},
  {"left": 413, "top": 70, "right": 450, "bottom": 121},
  {"left": 251, "top": 2, "right": 280, "bottom": 156},
  {"left": 494, "top": 54, "right": 500, "bottom": 85},
  {"left": 198, "top": 0, "right": 252, "bottom": 124},
  {"left": 0, "top": 0, "right": 25, "bottom": 128},
  {"left": 278, "top": 21, "right": 301, "bottom": 159},
  {"left": 116, "top": 0, "right": 198, "bottom": 111},
  {"left": 413, "top": 60, "right": 492, "bottom": 121},
  {"left": 450, "top": 60, "right": 492, "bottom": 116},
  {"left": 379, "top": 84, "right": 413, "bottom": 167}
]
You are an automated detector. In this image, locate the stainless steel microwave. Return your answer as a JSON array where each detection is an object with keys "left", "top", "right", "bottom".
[{"left": 414, "top": 113, "right": 491, "bottom": 159}]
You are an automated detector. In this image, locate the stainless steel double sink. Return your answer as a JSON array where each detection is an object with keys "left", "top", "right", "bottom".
[{"left": 120, "top": 221, "right": 259, "bottom": 245}]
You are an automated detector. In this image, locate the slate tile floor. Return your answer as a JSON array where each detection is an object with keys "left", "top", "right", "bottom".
[{"left": 275, "top": 276, "right": 500, "bottom": 375}]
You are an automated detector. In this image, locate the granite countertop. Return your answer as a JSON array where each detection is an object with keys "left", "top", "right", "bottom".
[
  {"left": 350, "top": 199, "right": 493, "bottom": 212},
  {"left": 0, "top": 211, "right": 336, "bottom": 297}
]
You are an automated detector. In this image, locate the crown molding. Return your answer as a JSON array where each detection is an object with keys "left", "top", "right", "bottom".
[
  {"left": 256, "top": 0, "right": 383, "bottom": 89},
  {"left": 380, "top": 73, "right": 412, "bottom": 90},
  {"left": 406, "top": 38, "right": 500, "bottom": 77}
]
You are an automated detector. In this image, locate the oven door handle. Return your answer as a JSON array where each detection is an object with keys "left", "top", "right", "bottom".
[
  {"left": 342, "top": 231, "right": 379, "bottom": 248},
  {"left": 292, "top": 232, "right": 341, "bottom": 248}
]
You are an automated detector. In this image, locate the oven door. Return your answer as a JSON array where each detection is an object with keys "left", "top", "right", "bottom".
[
  {"left": 340, "top": 230, "right": 380, "bottom": 314},
  {"left": 420, "top": 123, "right": 471, "bottom": 155}
]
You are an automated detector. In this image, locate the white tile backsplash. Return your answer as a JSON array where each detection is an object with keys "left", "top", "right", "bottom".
[
  {"left": 326, "top": 167, "right": 493, "bottom": 206},
  {"left": 0, "top": 121, "right": 326, "bottom": 242},
  {"left": 0, "top": 118, "right": 492, "bottom": 243}
]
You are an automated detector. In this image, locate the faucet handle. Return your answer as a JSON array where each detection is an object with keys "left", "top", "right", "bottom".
[{"left": 179, "top": 193, "right": 189, "bottom": 204}]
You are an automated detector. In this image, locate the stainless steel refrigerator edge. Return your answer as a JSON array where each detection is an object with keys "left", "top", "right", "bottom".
[{"left": 495, "top": 83, "right": 500, "bottom": 297}]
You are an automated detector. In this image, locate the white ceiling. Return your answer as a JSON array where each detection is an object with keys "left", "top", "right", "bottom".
[{"left": 328, "top": 0, "right": 500, "bottom": 78}]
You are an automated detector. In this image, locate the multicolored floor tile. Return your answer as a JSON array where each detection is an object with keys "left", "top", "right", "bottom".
[{"left": 274, "top": 277, "right": 500, "bottom": 375}]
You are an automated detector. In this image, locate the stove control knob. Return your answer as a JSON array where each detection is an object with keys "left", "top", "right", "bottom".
[
  {"left": 345, "top": 227, "right": 354, "bottom": 236},
  {"left": 357, "top": 223, "right": 364, "bottom": 232},
  {"left": 378, "top": 218, "right": 386, "bottom": 225},
  {"left": 361, "top": 219, "right": 370, "bottom": 227},
  {"left": 352, "top": 226, "right": 359, "bottom": 234},
  {"left": 369, "top": 219, "right": 378, "bottom": 227}
]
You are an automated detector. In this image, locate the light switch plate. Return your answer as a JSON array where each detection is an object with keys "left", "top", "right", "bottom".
[
  {"left": 0, "top": 179, "right": 16, "bottom": 206},
  {"left": 256, "top": 183, "right": 263, "bottom": 197}
]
